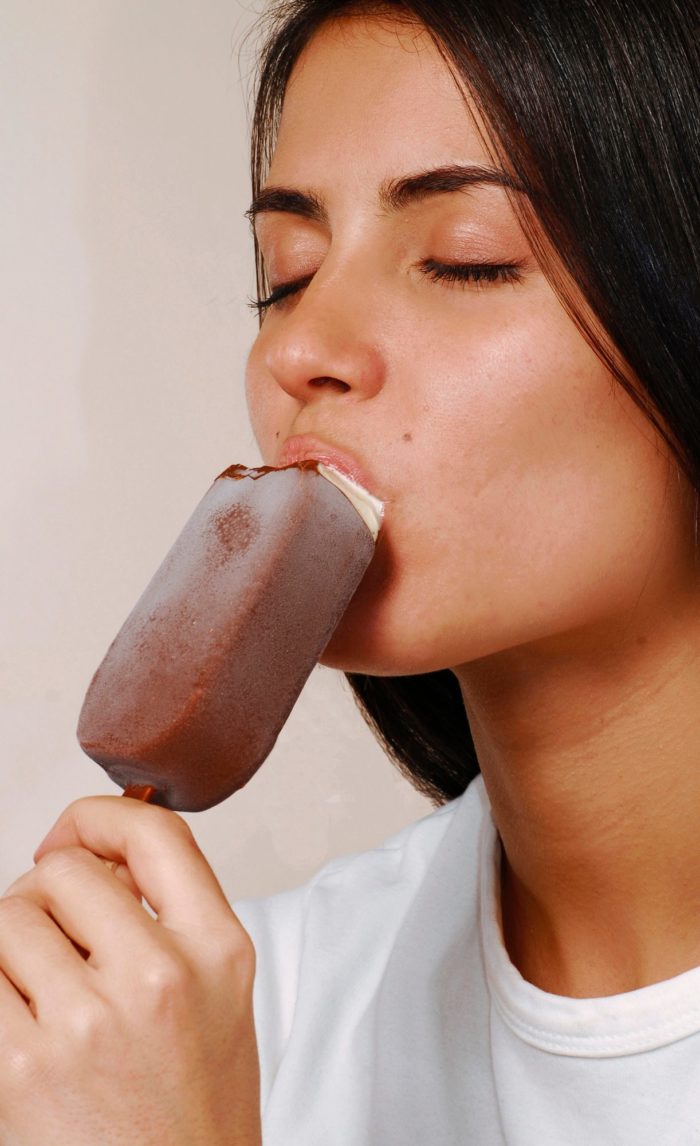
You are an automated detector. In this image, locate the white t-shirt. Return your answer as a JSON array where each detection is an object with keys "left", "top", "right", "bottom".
[{"left": 234, "top": 775, "right": 700, "bottom": 1144}]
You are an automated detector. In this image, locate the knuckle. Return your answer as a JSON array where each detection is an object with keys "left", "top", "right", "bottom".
[
  {"left": 48, "top": 796, "right": 99, "bottom": 837},
  {"left": 232, "top": 926, "right": 257, "bottom": 979},
  {"left": 65, "top": 996, "right": 109, "bottom": 1048},
  {"left": 36, "top": 846, "right": 88, "bottom": 882},
  {"left": 0, "top": 894, "right": 36, "bottom": 928},
  {"left": 3, "top": 1042, "right": 47, "bottom": 1091},
  {"left": 139, "top": 804, "right": 197, "bottom": 848},
  {"left": 64, "top": 796, "right": 92, "bottom": 817},
  {"left": 211, "top": 924, "right": 257, "bottom": 988},
  {"left": 236, "top": 934, "right": 257, "bottom": 992},
  {"left": 165, "top": 812, "right": 199, "bottom": 853},
  {"left": 139, "top": 950, "right": 191, "bottom": 1003}
]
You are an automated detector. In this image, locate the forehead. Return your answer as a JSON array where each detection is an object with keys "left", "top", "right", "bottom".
[{"left": 269, "top": 14, "right": 494, "bottom": 179}]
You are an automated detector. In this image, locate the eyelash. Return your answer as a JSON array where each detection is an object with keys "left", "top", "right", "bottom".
[
  {"left": 247, "top": 259, "right": 525, "bottom": 317},
  {"left": 422, "top": 259, "right": 524, "bottom": 288},
  {"left": 247, "top": 275, "right": 315, "bottom": 317}
]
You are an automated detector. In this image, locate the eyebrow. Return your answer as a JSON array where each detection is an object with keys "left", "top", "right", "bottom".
[{"left": 245, "top": 163, "right": 526, "bottom": 227}]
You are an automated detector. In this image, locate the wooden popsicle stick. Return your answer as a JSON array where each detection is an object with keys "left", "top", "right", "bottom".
[{"left": 122, "top": 784, "right": 157, "bottom": 802}]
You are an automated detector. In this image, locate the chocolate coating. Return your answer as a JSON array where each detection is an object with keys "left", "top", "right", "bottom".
[{"left": 77, "top": 464, "right": 375, "bottom": 811}]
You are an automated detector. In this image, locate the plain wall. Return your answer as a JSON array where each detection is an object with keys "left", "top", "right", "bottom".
[{"left": 1, "top": 0, "right": 430, "bottom": 903}]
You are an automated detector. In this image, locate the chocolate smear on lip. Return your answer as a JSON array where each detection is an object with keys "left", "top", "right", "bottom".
[{"left": 217, "top": 459, "right": 321, "bottom": 481}]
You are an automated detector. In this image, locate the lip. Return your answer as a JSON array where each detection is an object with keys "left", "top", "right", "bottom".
[{"left": 275, "top": 434, "right": 379, "bottom": 496}]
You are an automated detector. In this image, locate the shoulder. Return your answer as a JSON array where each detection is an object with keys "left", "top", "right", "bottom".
[
  {"left": 234, "top": 787, "right": 464, "bottom": 951},
  {"left": 233, "top": 777, "right": 486, "bottom": 1091}
]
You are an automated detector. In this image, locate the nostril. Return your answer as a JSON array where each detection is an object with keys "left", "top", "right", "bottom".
[{"left": 309, "top": 377, "right": 351, "bottom": 393}]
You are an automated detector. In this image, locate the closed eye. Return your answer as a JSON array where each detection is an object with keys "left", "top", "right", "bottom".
[
  {"left": 419, "top": 259, "right": 525, "bottom": 288},
  {"left": 247, "top": 260, "right": 525, "bottom": 317},
  {"left": 248, "top": 272, "right": 315, "bottom": 317}
]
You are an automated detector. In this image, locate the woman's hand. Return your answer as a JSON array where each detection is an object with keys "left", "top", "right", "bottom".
[{"left": 0, "top": 797, "right": 261, "bottom": 1145}]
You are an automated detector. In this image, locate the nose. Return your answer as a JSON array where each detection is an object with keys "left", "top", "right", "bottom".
[{"left": 261, "top": 272, "right": 386, "bottom": 406}]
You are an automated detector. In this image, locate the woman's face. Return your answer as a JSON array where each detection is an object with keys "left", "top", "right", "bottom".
[{"left": 245, "top": 14, "right": 691, "bottom": 676}]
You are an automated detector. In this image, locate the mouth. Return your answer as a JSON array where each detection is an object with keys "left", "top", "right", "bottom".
[{"left": 275, "top": 434, "right": 378, "bottom": 497}]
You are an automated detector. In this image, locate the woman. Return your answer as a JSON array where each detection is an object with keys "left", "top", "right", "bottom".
[{"left": 0, "top": 1, "right": 697, "bottom": 1142}]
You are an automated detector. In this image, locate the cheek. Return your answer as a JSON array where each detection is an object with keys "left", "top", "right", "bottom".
[
  {"left": 391, "top": 307, "right": 661, "bottom": 607},
  {"left": 403, "top": 300, "right": 588, "bottom": 502},
  {"left": 419, "top": 288, "right": 619, "bottom": 478},
  {"left": 244, "top": 344, "right": 290, "bottom": 462}
]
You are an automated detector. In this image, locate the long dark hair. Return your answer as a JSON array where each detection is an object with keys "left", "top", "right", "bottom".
[{"left": 244, "top": 0, "right": 700, "bottom": 804}]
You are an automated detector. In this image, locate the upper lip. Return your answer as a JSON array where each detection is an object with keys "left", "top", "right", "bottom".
[{"left": 275, "top": 434, "right": 378, "bottom": 495}]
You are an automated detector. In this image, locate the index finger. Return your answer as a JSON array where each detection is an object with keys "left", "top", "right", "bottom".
[{"left": 34, "top": 797, "right": 233, "bottom": 931}]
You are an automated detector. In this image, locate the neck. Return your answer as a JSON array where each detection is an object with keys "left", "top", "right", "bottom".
[{"left": 455, "top": 596, "right": 700, "bottom": 997}]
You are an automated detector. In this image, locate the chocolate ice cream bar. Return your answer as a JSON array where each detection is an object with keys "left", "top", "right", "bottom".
[{"left": 77, "top": 462, "right": 381, "bottom": 811}]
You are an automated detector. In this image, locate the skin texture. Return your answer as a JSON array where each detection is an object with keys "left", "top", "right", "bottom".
[
  {"left": 0, "top": 799, "right": 261, "bottom": 1144},
  {"left": 246, "top": 15, "right": 700, "bottom": 997},
  {"left": 0, "top": 12, "right": 698, "bottom": 1139}
]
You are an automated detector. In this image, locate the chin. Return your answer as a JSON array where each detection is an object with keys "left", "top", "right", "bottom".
[
  {"left": 319, "top": 623, "right": 449, "bottom": 678},
  {"left": 318, "top": 637, "right": 388, "bottom": 677},
  {"left": 319, "top": 624, "right": 406, "bottom": 677}
]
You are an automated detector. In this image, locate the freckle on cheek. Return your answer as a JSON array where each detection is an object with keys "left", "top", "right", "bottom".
[{"left": 402, "top": 432, "right": 413, "bottom": 442}]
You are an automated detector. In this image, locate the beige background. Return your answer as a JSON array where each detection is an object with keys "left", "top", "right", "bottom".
[{"left": 1, "top": 0, "right": 430, "bottom": 903}]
